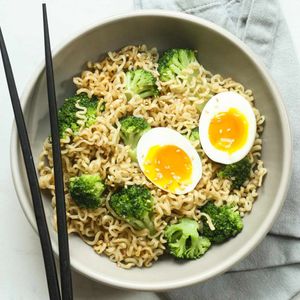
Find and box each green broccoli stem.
[142,214,156,235]
[128,215,155,235]
[124,135,139,149]
[128,219,147,231]
[139,90,157,99]
[128,148,137,162]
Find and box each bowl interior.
[12,12,291,290]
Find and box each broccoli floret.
[201,202,243,244]
[69,174,105,209]
[187,127,200,142]
[119,116,150,161]
[109,185,155,234]
[165,218,211,259]
[158,49,198,82]
[58,93,99,138]
[126,69,159,98]
[217,157,252,190]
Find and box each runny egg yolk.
[143,145,192,193]
[208,108,249,153]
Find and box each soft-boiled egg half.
[137,127,202,195]
[199,91,256,164]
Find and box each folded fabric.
[160,265,300,300]
[135,0,300,299]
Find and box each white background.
[0,0,299,299]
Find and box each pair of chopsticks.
[0,4,73,300]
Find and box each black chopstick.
[42,4,73,300]
[0,28,61,300]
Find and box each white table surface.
[0,0,299,299]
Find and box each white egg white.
[137,127,202,195]
[199,91,257,164]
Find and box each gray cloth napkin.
[135,0,300,299]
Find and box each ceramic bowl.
[11,10,292,291]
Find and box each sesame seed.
[164,181,173,189]
[173,175,181,181]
